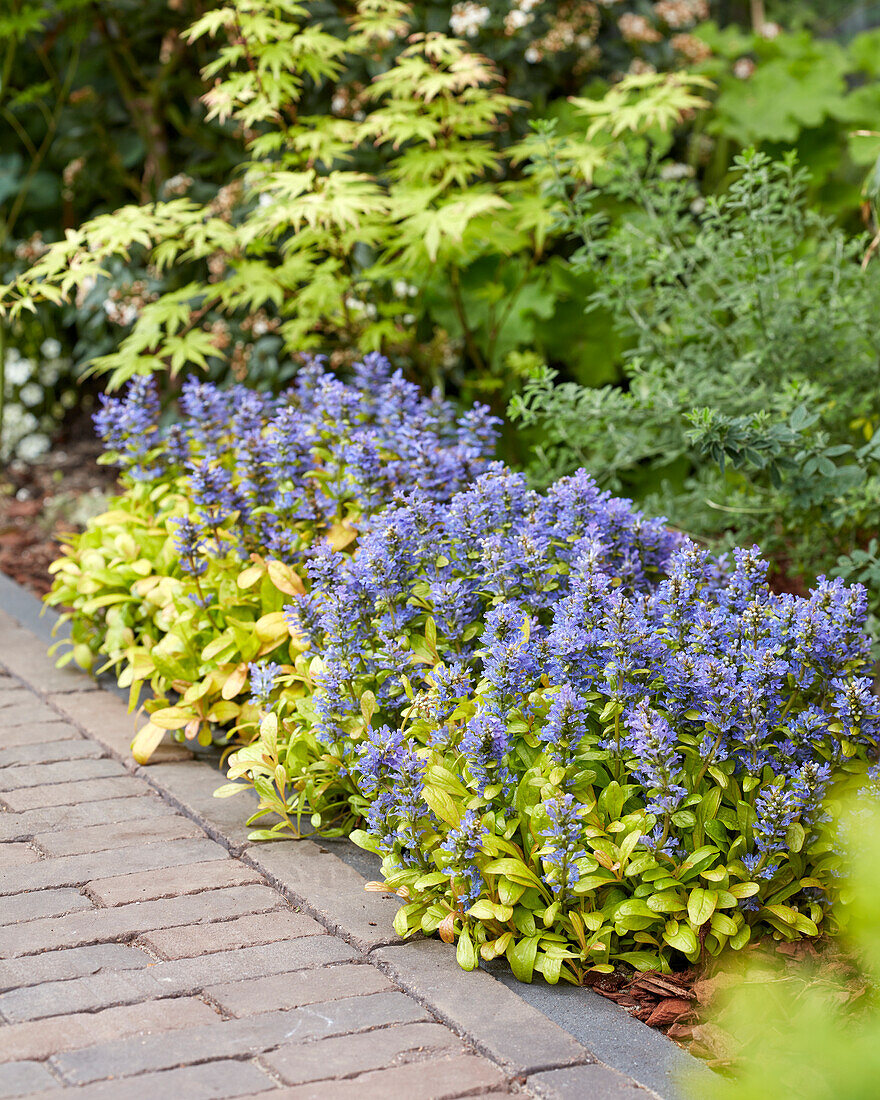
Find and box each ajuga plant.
[0,0,709,402]
[46,354,497,761]
[350,547,877,979]
[510,148,880,625]
[223,463,680,833]
[224,460,879,978]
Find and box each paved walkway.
[0,602,670,1100]
[0,670,527,1099]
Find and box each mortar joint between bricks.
[2,663,396,960]
[129,764,253,855]
[196,989,235,1021]
[520,1057,598,1076]
[363,937,407,953]
[6,679,123,765]
[250,1054,288,1088]
[43,1061,71,1088]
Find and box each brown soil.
[588,936,867,1071]
[0,417,118,596]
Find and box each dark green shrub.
[510,148,880,617]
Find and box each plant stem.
[449,267,486,374]
[692,730,723,789]
[0,318,6,462]
[487,255,537,370]
[2,32,83,246]
[92,3,169,198]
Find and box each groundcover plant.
[46,354,497,760]
[222,462,880,978]
[348,546,878,978]
[222,464,681,832]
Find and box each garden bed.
[0,571,706,1099]
[19,362,877,1090]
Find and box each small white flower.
[393,280,419,299]
[18,383,43,408]
[3,406,37,433]
[4,357,31,387]
[660,162,694,181]
[505,9,531,31]
[525,45,541,63]
[102,300,138,326]
[40,338,62,359]
[39,362,61,386]
[164,173,192,196]
[450,1,490,38]
[734,57,756,79]
[16,434,50,463]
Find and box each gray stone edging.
[0,567,711,1100]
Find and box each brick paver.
[86,857,263,905]
[0,887,94,925]
[0,720,81,749]
[32,812,205,857]
[0,672,528,1099]
[0,794,174,841]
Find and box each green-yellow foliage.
[47,479,306,763]
[695,798,880,1100]
[0,0,709,388]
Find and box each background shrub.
[1,0,709,430]
[1,328,77,463]
[510,149,880,633]
[7,1,879,417]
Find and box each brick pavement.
[0,648,665,1099]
